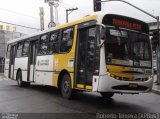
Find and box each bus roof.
[7,12,100,44]
[7,12,149,44]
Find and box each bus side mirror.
[101,27,106,40]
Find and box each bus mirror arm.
[99,27,106,48]
[100,27,106,40]
[99,40,106,48]
[97,23,106,40]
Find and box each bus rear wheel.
[100,92,114,98]
[61,75,73,99]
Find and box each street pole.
[157,16,160,84]
[100,0,157,19]
[54,3,59,25]
[66,8,78,23]
[99,0,160,84]
[50,3,54,23]
[66,10,68,23]
[45,0,60,27]
[39,7,44,31]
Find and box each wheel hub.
[63,80,70,93]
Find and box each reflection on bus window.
[6,45,11,58]
[105,28,151,68]
[16,42,23,57]
[60,27,74,52]
[49,31,60,54]
[22,41,29,57]
[39,34,49,55]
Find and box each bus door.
[27,40,37,82]
[9,45,16,79]
[75,24,97,88]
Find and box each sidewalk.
[152,75,160,95]
[0,73,8,81]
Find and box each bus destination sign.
[112,18,142,31]
[102,14,149,34]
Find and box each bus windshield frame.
[104,26,152,68]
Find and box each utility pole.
[54,3,59,25]
[66,8,78,23]
[39,7,44,31]
[156,16,160,84]
[50,3,54,24]
[45,0,59,27]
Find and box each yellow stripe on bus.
[76,84,84,89]
[86,85,92,90]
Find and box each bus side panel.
[14,57,28,81]
[4,58,9,78]
[52,25,77,88]
[53,54,74,87]
[35,55,53,85]
[11,65,14,79]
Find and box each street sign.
[48,22,56,28]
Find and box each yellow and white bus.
[4,13,153,99]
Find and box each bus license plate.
[129,83,138,88]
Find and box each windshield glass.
[105,27,152,68]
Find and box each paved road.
[0,79,160,119]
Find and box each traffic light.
[151,30,159,51]
[93,0,101,12]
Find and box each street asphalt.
[0,74,160,119]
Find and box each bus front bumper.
[93,75,153,94]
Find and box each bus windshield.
[105,28,152,68]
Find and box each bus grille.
[110,74,148,82]
[112,85,148,91]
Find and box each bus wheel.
[16,71,28,87]
[100,92,114,98]
[61,75,73,99]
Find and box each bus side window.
[39,34,49,55]
[22,41,29,57]
[49,31,60,54]
[6,44,11,59]
[16,42,23,57]
[60,27,74,53]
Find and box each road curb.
[152,88,160,95]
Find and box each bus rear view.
[95,14,153,98]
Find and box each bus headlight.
[148,75,153,80]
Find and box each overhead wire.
[0,0,90,30]
[60,2,90,15]
[0,20,40,30]
[0,7,40,30]
[0,7,38,20]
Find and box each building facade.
[0,30,25,72]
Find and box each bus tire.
[61,75,73,99]
[100,92,114,98]
[16,71,28,87]
[25,82,31,87]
